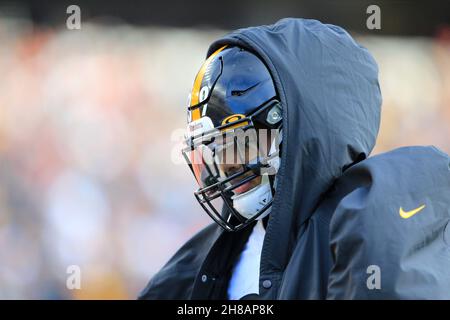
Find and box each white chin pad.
[231,176,272,219]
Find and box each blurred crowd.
[0,18,449,299]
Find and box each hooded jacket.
[139,18,450,299]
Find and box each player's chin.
[233,177,261,195]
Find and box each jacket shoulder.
[332,145,450,220]
[327,146,450,299]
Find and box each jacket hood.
[207,18,382,272]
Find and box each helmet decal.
[221,114,245,125]
[220,114,248,131]
[199,86,209,103]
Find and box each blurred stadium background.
[0,0,449,299]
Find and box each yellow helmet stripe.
[190,45,227,121]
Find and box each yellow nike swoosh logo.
[399,204,426,219]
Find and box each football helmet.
[182,46,282,231]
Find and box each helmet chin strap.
[231,175,273,220]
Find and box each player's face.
[218,128,272,195]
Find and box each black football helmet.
[182,46,282,232]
